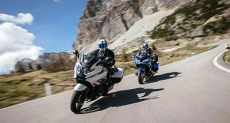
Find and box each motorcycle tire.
[70,91,85,114]
[138,72,144,84]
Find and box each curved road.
[0,44,230,123]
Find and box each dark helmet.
[143,42,149,49]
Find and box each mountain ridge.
[75,0,191,50]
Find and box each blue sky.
[0,0,87,74]
[0,0,87,52]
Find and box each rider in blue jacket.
[137,42,159,72]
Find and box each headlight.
[76,64,82,74]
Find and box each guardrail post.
[44,82,52,96]
[226,44,230,50]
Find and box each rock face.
[75,0,191,50]
[15,52,76,73]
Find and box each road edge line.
[213,50,230,73]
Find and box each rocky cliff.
[75,0,191,50]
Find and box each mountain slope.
[75,0,230,52]
[151,0,230,40]
[75,0,191,50]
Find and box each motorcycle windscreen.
[85,64,108,86]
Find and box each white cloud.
[0,20,42,74]
[0,46,42,74]
[0,13,33,25]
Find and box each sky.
[0,0,87,74]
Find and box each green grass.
[223,51,230,64]
[0,70,74,108]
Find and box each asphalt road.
[0,44,230,123]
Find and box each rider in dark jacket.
[86,39,116,95]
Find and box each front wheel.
[70,91,85,114]
[138,72,144,84]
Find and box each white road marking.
[213,50,230,73]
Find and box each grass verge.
[0,70,74,108]
[223,51,230,64]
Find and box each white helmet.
[98,39,108,50]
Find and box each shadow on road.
[145,72,181,84]
[80,87,164,114]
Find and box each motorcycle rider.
[85,39,116,95]
[87,39,115,69]
[137,41,159,72]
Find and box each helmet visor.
[98,42,107,49]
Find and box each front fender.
[138,66,145,75]
[74,83,87,91]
